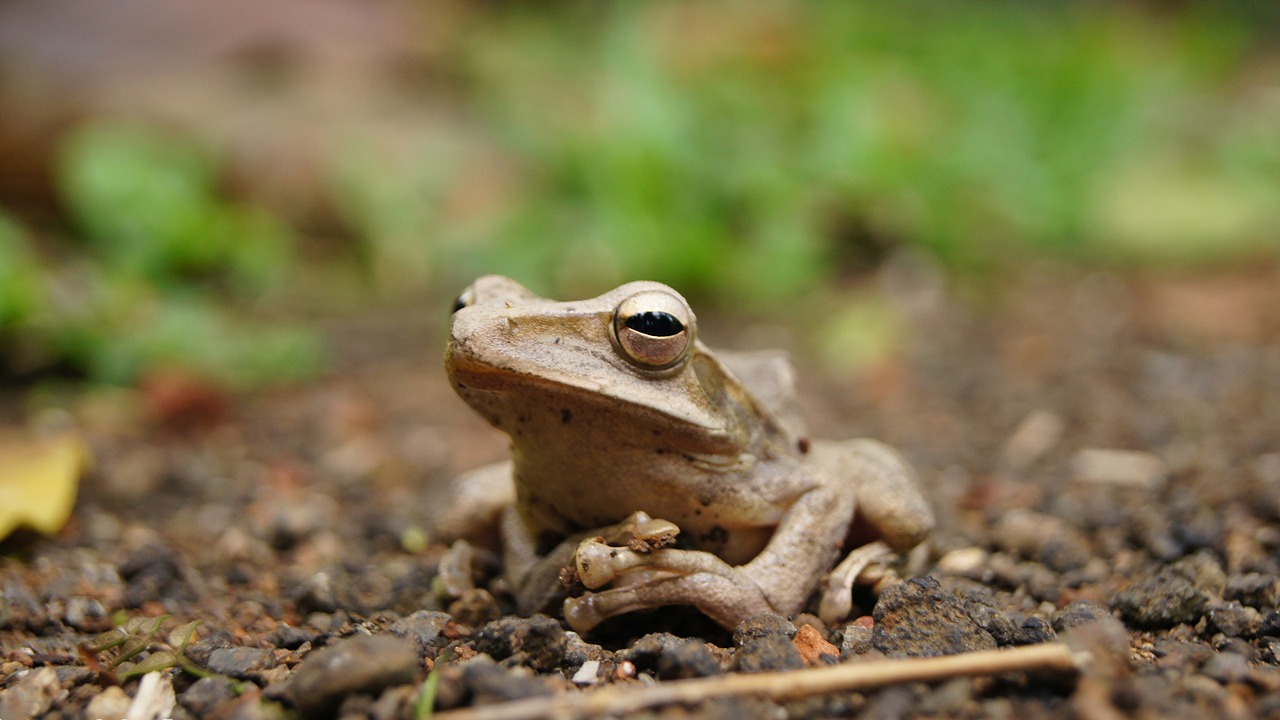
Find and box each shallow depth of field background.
[0,0,1277,389]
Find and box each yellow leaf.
[0,432,89,539]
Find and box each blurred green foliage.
[343,0,1279,304]
[0,126,322,385]
[3,1,1279,385]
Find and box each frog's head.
[445,276,749,447]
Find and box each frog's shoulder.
[697,348,808,451]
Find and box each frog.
[442,275,933,632]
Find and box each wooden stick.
[432,643,1087,720]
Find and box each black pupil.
[451,295,468,314]
[625,311,684,337]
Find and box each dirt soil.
[4,265,1280,719]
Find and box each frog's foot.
[566,544,773,631]
[817,540,895,625]
[563,571,770,633]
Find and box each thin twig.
[433,642,1087,720]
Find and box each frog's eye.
[613,290,693,370]
[451,288,475,314]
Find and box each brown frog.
[443,275,933,631]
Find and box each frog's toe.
[575,540,623,587]
[563,594,607,633]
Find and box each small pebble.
[571,659,601,685]
[792,624,839,665]
[623,633,721,679]
[470,616,566,671]
[999,410,1064,472]
[179,675,239,717]
[1202,652,1251,684]
[840,618,874,659]
[872,577,997,657]
[1206,601,1261,638]
[1225,573,1280,609]
[202,646,278,681]
[460,657,553,705]
[733,613,797,645]
[0,667,61,719]
[288,634,419,716]
[388,610,453,658]
[1112,571,1210,629]
[734,632,805,673]
[85,686,132,720]
[1071,448,1168,490]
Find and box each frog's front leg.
[565,474,855,631]
[503,508,680,616]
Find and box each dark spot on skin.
[561,408,572,424]
[682,454,696,463]
[698,495,712,507]
[456,382,467,389]
[555,337,562,344]
[652,429,661,436]
[798,437,811,454]
[518,414,529,423]
[655,448,666,455]
[694,508,702,516]
[702,526,728,545]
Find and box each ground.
[3,264,1280,719]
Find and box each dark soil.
[4,265,1280,719]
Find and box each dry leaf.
[0,431,90,539]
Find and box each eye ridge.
[624,311,685,337]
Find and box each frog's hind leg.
[817,540,894,625]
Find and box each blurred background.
[0,0,1277,390]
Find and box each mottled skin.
[444,276,933,631]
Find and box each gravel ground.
[3,266,1280,719]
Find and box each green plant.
[82,615,209,679]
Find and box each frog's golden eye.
[451,287,475,314]
[613,290,693,370]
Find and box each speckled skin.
[444,276,934,631]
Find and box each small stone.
[388,610,453,658]
[1260,611,1280,637]
[179,675,239,717]
[735,632,805,673]
[85,686,132,720]
[840,618,874,658]
[203,646,279,681]
[873,577,997,657]
[119,541,187,607]
[954,587,1019,646]
[470,616,566,672]
[1207,601,1261,638]
[1225,573,1280,609]
[623,633,721,679]
[288,635,419,716]
[1052,600,1116,633]
[460,657,553,705]
[266,624,321,650]
[936,547,989,576]
[571,659,601,685]
[733,613,797,646]
[447,588,502,628]
[999,410,1064,472]
[1202,652,1251,684]
[0,667,62,719]
[991,509,1091,572]
[793,624,839,665]
[1071,448,1167,490]
[1170,551,1227,595]
[1112,571,1210,629]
